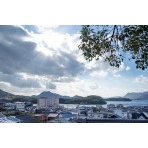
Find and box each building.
[107,104,116,109]
[138,112,148,120]
[116,104,124,108]
[16,114,38,123]
[15,102,25,111]
[34,114,47,122]
[58,111,76,123]
[4,103,16,110]
[38,97,59,108]
[0,113,21,123]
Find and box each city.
[0,25,148,123]
[0,91,148,123]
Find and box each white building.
[15,102,25,111]
[4,103,16,110]
[107,104,116,109]
[38,97,59,108]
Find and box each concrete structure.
[107,104,116,109]
[38,97,59,108]
[4,103,16,110]
[15,102,25,111]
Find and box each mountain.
[60,95,107,105]
[0,89,16,99]
[0,89,31,102]
[32,91,71,99]
[72,95,83,99]
[0,89,71,101]
[124,91,148,100]
[136,91,148,100]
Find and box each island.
[105,97,132,101]
[59,95,107,105]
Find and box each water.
[106,100,148,107]
[60,99,148,109]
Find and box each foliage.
[91,106,99,113]
[0,106,7,111]
[59,95,106,105]
[4,110,22,116]
[106,97,132,101]
[78,25,148,70]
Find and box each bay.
[60,99,148,109]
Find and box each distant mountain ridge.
[0,89,148,101]
[0,89,16,99]
[124,91,148,100]
[32,91,71,99]
[0,89,30,101]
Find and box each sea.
[60,99,148,109]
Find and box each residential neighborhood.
[0,96,148,123]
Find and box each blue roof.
[59,112,75,118]
[16,114,38,123]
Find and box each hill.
[0,89,17,100]
[0,89,32,102]
[124,91,148,100]
[32,91,71,99]
[59,95,107,105]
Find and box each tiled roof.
[16,114,38,123]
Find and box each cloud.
[0,25,86,91]
[90,70,108,77]
[0,26,85,80]
[89,83,99,89]
[45,83,56,89]
[52,76,76,83]
[113,74,121,78]
[134,75,148,84]
[1,25,146,97]
[126,66,130,71]
[0,72,41,88]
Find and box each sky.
[0,25,148,98]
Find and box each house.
[15,102,25,111]
[16,114,38,123]
[108,114,121,119]
[4,103,16,110]
[0,113,21,123]
[25,106,35,112]
[59,111,74,118]
[107,104,116,109]
[77,106,93,117]
[58,111,76,123]
[96,105,103,110]
[0,100,6,107]
[6,116,21,123]
[131,112,140,119]
[47,113,58,121]
[116,104,124,108]
[138,112,148,120]
[113,109,123,118]
[34,114,47,122]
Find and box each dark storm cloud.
[0,25,37,74]
[57,51,84,77]
[0,25,85,87]
[0,72,41,88]
[45,82,56,89]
